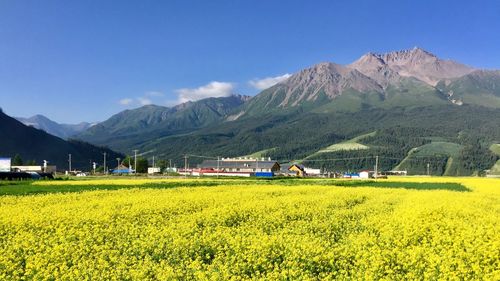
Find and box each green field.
[306,132,375,159]
[0,178,469,196]
[395,142,462,175]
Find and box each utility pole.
[374,155,379,179]
[184,155,188,179]
[92,162,96,174]
[116,158,121,169]
[103,152,107,175]
[133,150,138,174]
[68,154,72,174]
[168,159,172,177]
[217,156,220,178]
[152,155,155,168]
[427,162,430,176]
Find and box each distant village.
[0,155,408,180]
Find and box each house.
[304,167,321,176]
[278,167,299,177]
[343,173,360,179]
[148,167,161,174]
[197,158,280,177]
[288,164,306,177]
[381,170,407,176]
[111,165,134,174]
[359,170,374,179]
[12,165,57,173]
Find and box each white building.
[359,170,374,179]
[148,167,161,174]
[12,165,56,173]
[304,167,321,176]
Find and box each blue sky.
[1,0,499,123]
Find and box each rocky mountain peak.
[379,47,437,64]
[350,47,474,86]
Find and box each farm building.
[196,158,280,177]
[359,170,375,179]
[148,167,161,174]
[111,165,134,174]
[279,164,322,177]
[287,164,306,177]
[304,167,321,176]
[12,165,57,173]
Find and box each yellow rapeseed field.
[0,177,499,280]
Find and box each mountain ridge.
[71,47,500,175]
[15,114,94,139]
[77,94,250,151]
[1,110,121,170]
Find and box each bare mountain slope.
[350,47,475,86]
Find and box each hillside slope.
[15,115,93,139]
[78,95,249,150]
[74,48,500,175]
[0,110,121,170]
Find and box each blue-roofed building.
[111,165,134,174]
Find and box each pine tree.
[12,154,23,166]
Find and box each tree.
[121,156,132,168]
[12,154,23,166]
[121,155,148,173]
[156,159,168,171]
[136,157,148,173]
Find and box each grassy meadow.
[0,177,498,279]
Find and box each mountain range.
[15,115,94,139]
[5,47,500,175]
[0,109,122,170]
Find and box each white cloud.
[249,73,291,90]
[119,98,133,105]
[175,81,234,103]
[118,91,163,107]
[137,97,153,105]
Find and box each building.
[0,157,11,172]
[12,165,57,173]
[197,158,280,177]
[148,167,161,174]
[343,173,360,179]
[359,170,374,179]
[278,164,321,177]
[288,164,306,177]
[381,170,408,176]
[304,167,321,176]
[111,165,134,174]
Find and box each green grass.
[0,177,470,196]
[395,142,462,175]
[490,144,500,156]
[327,180,469,192]
[0,181,220,196]
[411,142,461,157]
[305,131,375,160]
